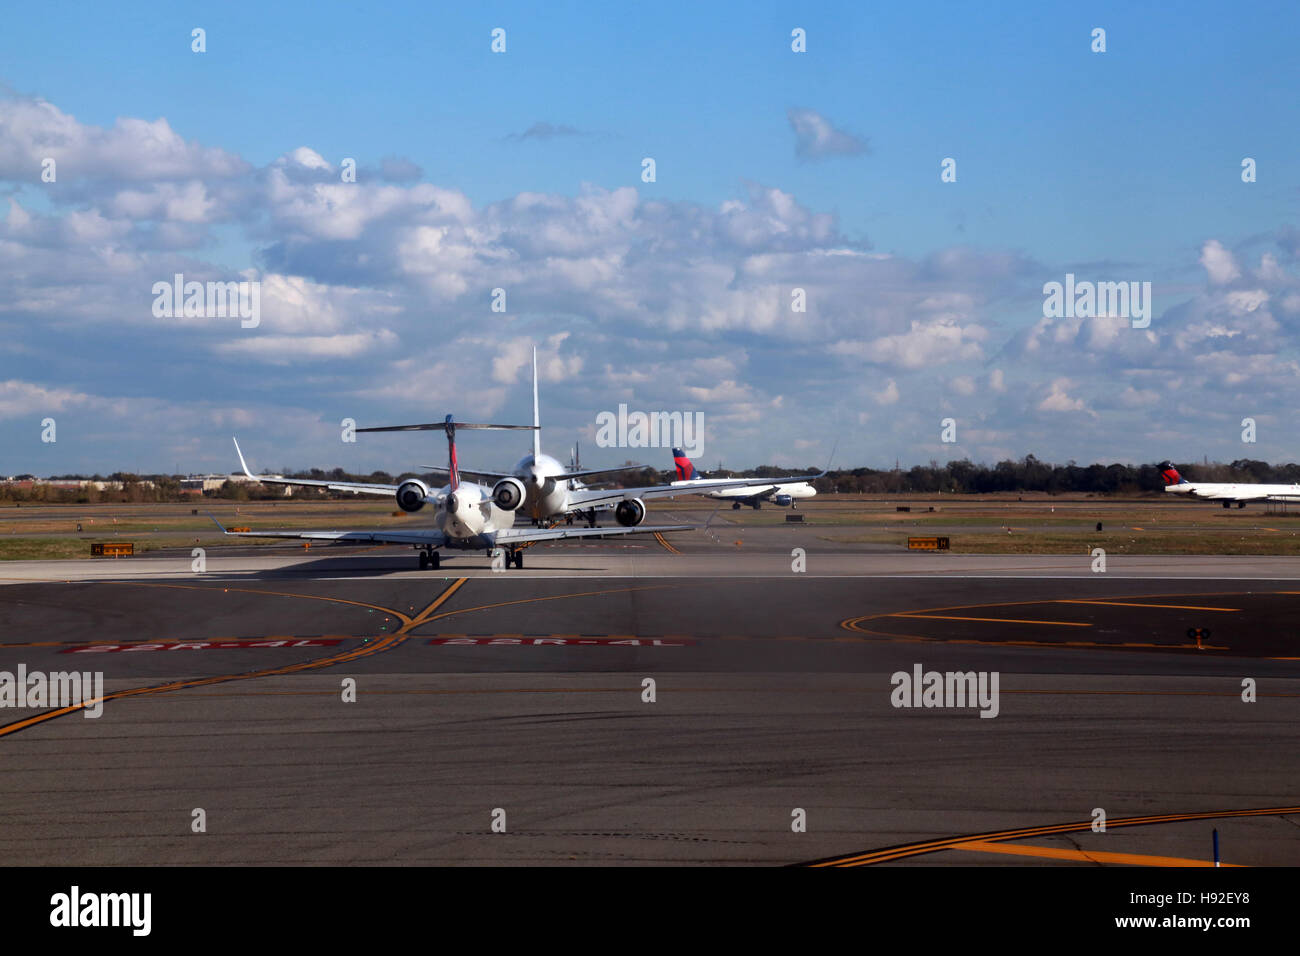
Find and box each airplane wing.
[233,438,405,496]
[207,513,688,547]
[494,524,691,544]
[561,465,647,481]
[1195,490,1270,501]
[207,513,448,546]
[566,473,820,510]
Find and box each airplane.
[216,416,696,570]
[669,448,819,509]
[418,348,824,526]
[1159,461,1300,508]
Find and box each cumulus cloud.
[1200,239,1241,285]
[833,317,987,369]
[0,96,248,182]
[1037,378,1091,414]
[0,380,95,419]
[7,93,1300,472]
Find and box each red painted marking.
[427,637,693,647]
[62,639,343,654]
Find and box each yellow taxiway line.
[806,806,1300,867]
[956,840,1242,866]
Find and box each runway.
[1,530,1297,865]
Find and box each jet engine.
[492,476,527,511]
[774,494,793,507]
[615,498,646,527]
[395,479,431,513]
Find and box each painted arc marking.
[889,613,1092,627]
[955,841,1242,867]
[1056,599,1240,611]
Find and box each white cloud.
[0,380,94,419]
[787,108,869,159]
[213,330,398,364]
[1200,239,1241,285]
[873,379,900,405]
[834,317,986,369]
[0,96,248,182]
[1037,379,1090,414]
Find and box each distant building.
[177,474,291,495]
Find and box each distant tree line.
[4,456,1298,503]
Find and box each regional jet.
[419,348,824,526]
[1159,461,1300,508]
[217,417,693,569]
[668,448,819,509]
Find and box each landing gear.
[1223,501,1231,509]
[417,548,440,570]
[495,547,525,569]
[1237,502,1246,509]
[585,509,598,528]
[732,502,741,510]
[751,502,761,510]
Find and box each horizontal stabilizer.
[420,464,516,479]
[359,422,537,433]
[563,464,646,481]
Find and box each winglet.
[819,439,839,478]
[205,512,230,534]
[232,437,257,479]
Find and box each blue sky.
[2,1,1299,474]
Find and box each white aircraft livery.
[218,416,695,569]
[670,448,818,509]
[1159,461,1300,509]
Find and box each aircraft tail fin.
[446,416,461,490]
[1158,461,1188,486]
[532,346,542,460]
[672,447,699,481]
